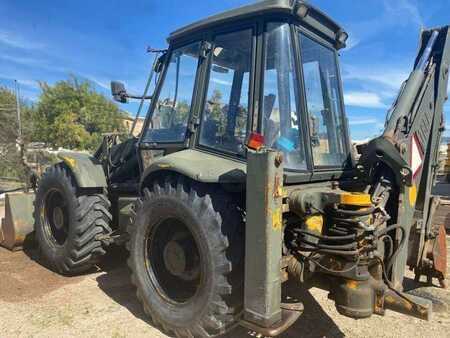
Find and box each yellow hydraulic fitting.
[340,192,372,207]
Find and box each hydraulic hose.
[331,206,375,217]
[293,228,358,241]
[371,224,407,278]
[299,238,357,250]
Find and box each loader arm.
[359,26,450,287]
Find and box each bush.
[33,77,126,151]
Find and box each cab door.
[138,41,203,169]
[196,27,256,159]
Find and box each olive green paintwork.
[58,151,107,188]
[168,0,347,49]
[140,149,246,186]
[244,149,284,327]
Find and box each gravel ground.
[0,202,449,338]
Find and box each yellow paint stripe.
[409,184,417,207]
[61,156,76,170]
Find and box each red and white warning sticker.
[410,133,424,179]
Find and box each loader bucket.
[0,192,35,251]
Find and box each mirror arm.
[147,47,167,54]
[126,94,153,100]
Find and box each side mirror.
[111,81,128,103]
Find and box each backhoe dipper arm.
[358,27,450,287]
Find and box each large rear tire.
[34,163,112,275]
[127,175,244,337]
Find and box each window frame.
[194,22,257,160]
[258,19,312,173]
[138,40,203,149]
[295,24,352,171]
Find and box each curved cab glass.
[262,23,348,170]
[299,33,347,167]
[262,22,307,170]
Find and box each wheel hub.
[146,218,202,303]
[163,241,186,276]
[43,189,68,246]
[52,207,65,230]
[163,238,200,281]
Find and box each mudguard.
[140,149,246,188]
[58,151,107,188]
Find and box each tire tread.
[34,163,112,275]
[127,175,244,337]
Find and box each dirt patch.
[0,200,85,303]
[0,245,85,303]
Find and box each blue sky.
[1,0,449,140]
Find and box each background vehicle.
[2,1,448,337]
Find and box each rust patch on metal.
[374,291,385,315]
[432,224,447,276]
[346,280,358,290]
[273,174,283,199]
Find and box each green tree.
[208,89,226,134]
[0,86,34,179]
[33,77,126,150]
[175,100,190,125]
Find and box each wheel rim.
[42,188,69,246]
[145,217,202,304]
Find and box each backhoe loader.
[1,1,448,337]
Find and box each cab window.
[144,42,200,143]
[299,33,347,167]
[199,29,253,155]
[262,22,306,170]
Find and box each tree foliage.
[33,78,126,150]
[207,88,247,138]
[0,86,33,179]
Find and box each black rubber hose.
[328,227,350,235]
[299,237,357,250]
[298,246,360,256]
[375,223,404,236]
[331,217,360,225]
[292,228,358,241]
[380,234,394,260]
[331,206,375,217]
[332,218,371,231]
[384,225,407,276]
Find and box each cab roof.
[168,0,347,49]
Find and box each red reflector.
[247,132,265,150]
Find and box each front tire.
[34,163,112,275]
[127,175,244,337]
